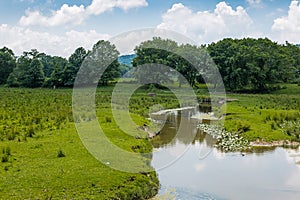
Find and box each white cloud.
[19,0,148,27]
[157,2,255,44]
[0,24,110,57]
[20,0,35,2]
[20,4,86,27]
[110,28,195,54]
[246,0,262,7]
[271,0,300,43]
[87,0,148,15]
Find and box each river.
[150,111,300,200]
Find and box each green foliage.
[0,88,73,141]
[197,124,250,152]
[280,120,300,141]
[57,148,65,158]
[133,37,213,88]
[3,41,121,88]
[133,37,177,86]
[7,49,46,88]
[0,47,16,84]
[7,50,34,87]
[38,53,55,77]
[208,38,300,92]
[119,63,133,77]
[1,146,11,163]
[105,116,112,123]
[2,37,300,91]
[63,47,87,87]
[68,47,87,70]
[76,40,120,86]
[24,58,45,88]
[47,61,64,87]
[225,85,300,141]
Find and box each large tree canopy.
[76,40,120,86]
[133,37,211,88]
[208,38,300,92]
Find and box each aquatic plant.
[280,120,300,141]
[197,123,250,152]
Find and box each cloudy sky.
[0,0,299,57]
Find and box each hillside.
[118,54,136,66]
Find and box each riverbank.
[250,140,300,148]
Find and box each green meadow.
[0,83,300,199]
[0,87,159,199]
[225,84,300,142]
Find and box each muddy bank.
[250,140,300,148]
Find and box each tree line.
[133,37,300,92]
[208,38,300,91]
[0,37,300,92]
[0,40,120,88]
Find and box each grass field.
[225,84,300,142]
[0,87,159,199]
[0,83,299,198]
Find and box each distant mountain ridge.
[118,54,136,66]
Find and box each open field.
[0,83,299,198]
[0,87,158,199]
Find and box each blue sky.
[0,0,299,57]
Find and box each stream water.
[150,111,300,200]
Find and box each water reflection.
[151,117,211,148]
[151,112,300,200]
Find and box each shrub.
[105,116,112,123]
[271,122,277,130]
[57,149,65,158]
[26,126,35,137]
[236,121,251,132]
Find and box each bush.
[236,121,251,132]
[1,155,9,163]
[280,120,300,141]
[57,149,65,158]
[105,116,112,123]
[1,146,11,163]
[271,122,277,130]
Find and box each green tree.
[38,53,55,78]
[133,37,211,88]
[76,40,120,86]
[174,44,208,88]
[63,47,87,87]
[208,38,298,92]
[23,59,45,88]
[69,47,87,70]
[133,37,178,86]
[62,63,77,87]
[49,62,63,87]
[0,47,16,84]
[7,50,35,87]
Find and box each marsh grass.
[225,84,300,142]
